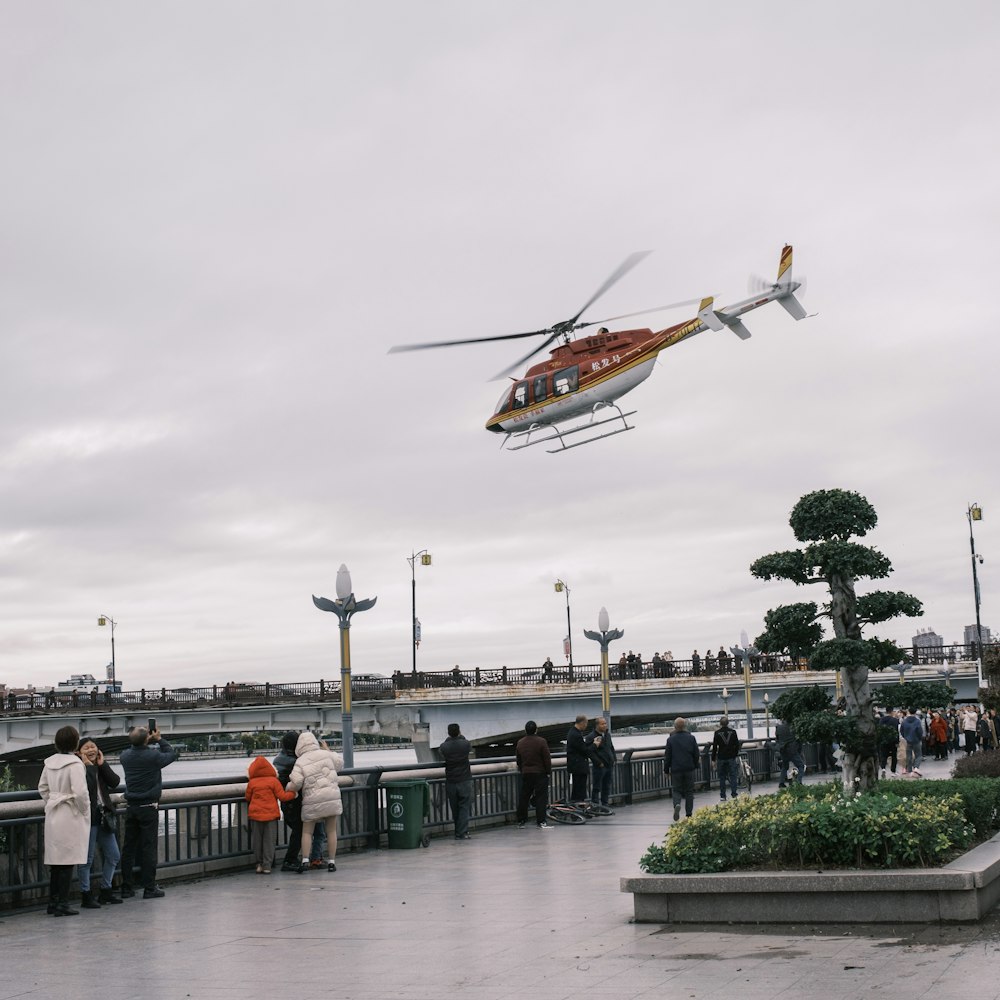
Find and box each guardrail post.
[265,682,271,700]
[622,749,635,804]
[501,665,508,683]
[365,769,383,848]
[320,679,326,701]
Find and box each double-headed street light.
[312,564,376,770]
[719,686,732,715]
[97,615,116,690]
[408,550,432,675]
[554,580,573,667]
[584,607,623,727]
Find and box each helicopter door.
[532,375,548,403]
[511,381,529,409]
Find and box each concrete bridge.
[0,661,978,762]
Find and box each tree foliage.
[872,681,953,711]
[754,603,823,658]
[788,489,878,542]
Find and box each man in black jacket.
[515,721,551,829]
[586,717,616,809]
[663,717,699,821]
[439,723,473,840]
[565,715,593,802]
[119,726,178,899]
[775,719,805,788]
[711,717,741,801]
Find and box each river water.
[108,728,763,784]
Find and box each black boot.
[99,887,123,905]
[81,890,102,909]
[53,901,79,916]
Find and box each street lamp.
[554,580,574,668]
[583,607,623,727]
[312,564,376,770]
[97,615,116,690]
[763,692,771,739]
[968,504,986,683]
[938,666,956,691]
[719,686,732,715]
[731,632,756,738]
[407,550,431,676]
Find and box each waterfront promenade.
[5,756,1000,1000]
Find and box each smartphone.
[148,718,156,733]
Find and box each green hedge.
[638,779,999,874]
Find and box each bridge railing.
[2,644,987,717]
[0,740,791,910]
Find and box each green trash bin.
[385,780,431,849]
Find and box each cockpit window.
[511,381,529,409]
[553,366,579,396]
[533,375,548,403]
[493,387,513,415]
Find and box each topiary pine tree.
[750,489,924,791]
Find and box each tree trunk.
[841,663,878,792]
[829,573,861,640]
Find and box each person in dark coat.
[439,723,473,840]
[565,715,593,802]
[663,717,700,821]
[710,717,741,802]
[76,738,123,908]
[273,731,304,871]
[515,721,551,829]
[775,719,805,787]
[586,717,616,809]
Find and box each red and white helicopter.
[390,245,809,453]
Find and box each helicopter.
[390,245,809,453]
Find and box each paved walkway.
[4,753,999,1000]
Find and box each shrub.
[952,749,1000,780]
[639,781,979,874]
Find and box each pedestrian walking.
[663,718,699,821]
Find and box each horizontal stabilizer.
[778,294,807,321]
[698,297,724,332]
[727,319,752,340]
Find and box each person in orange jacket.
[245,756,296,874]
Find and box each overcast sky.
[2,1,997,690]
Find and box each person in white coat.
[286,731,343,873]
[38,726,90,916]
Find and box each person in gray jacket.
[899,708,924,774]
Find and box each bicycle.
[546,800,587,825]
[736,752,754,795]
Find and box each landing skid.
[503,403,637,454]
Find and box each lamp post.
[97,615,116,691]
[583,607,623,727]
[968,504,985,685]
[719,686,731,716]
[312,564,376,770]
[731,633,757,738]
[554,580,574,668]
[938,667,956,692]
[895,662,912,684]
[407,550,431,676]
[763,692,771,739]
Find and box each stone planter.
[621,832,1000,923]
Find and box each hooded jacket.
[286,732,344,821]
[38,753,90,865]
[245,755,296,822]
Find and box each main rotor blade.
[565,250,652,327]
[490,332,562,381]
[576,297,704,329]
[388,328,552,354]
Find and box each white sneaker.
[538,822,551,830]
[880,769,886,778]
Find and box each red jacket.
[245,756,296,821]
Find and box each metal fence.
[0,737,842,911]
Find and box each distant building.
[912,628,944,653]
[964,624,993,648]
